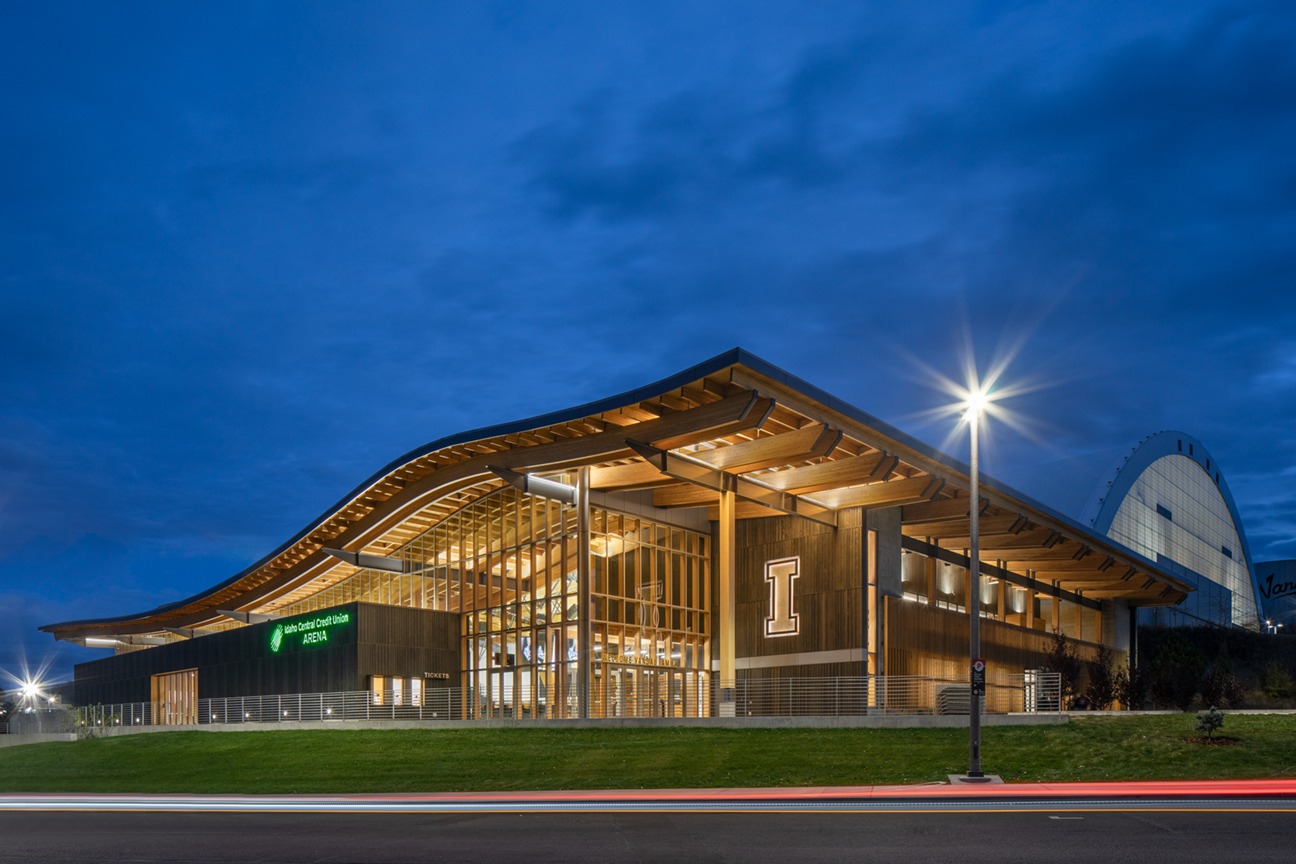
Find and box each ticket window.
[371,675,424,706]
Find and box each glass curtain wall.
[590,511,711,718]
[281,485,712,719]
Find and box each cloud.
[514,30,887,223]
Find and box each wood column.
[576,467,591,719]
[718,485,736,716]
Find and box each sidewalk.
[291,778,1296,803]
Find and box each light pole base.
[949,774,1003,785]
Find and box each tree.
[1084,644,1118,710]
[1043,630,1083,707]
[1200,647,1244,709]
[1114,664,1148,710]
[1149,630,1206,711]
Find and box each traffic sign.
[971,658,986,695]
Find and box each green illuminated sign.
[268,611,351,653]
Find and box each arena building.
[1013,432,1263,632]
[42,349,1193,720]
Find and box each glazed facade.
[275,486,713,718]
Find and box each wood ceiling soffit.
[956,529,1071,552]
[647,395,774,450]
[679,385,718,405]
[809,475,944,510]
[729,366,959,478]
[700,377,731,398]
[686,423,841,474]
[903,514,1030,540]
[659,393,692,412]
[631,440,836,526]
[620,406,660,422]
[704,501,786,520]
[1082,588,1158,600]
[600,412,638,427]
[837,439,868,458]
[1005,562,1119,575]
[239,476,501,610]
[652,483,720,508]
[754,451,896,495]
[590,460,673,491]
[991,544,1097,564]
[901,496,990,523]
[760,409,806,435]
[1041,572,1148,588]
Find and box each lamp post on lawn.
[965,389,988,779]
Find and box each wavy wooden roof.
[43,348,1190,645]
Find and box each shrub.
[1261,662,1294,700]
[1194,706,1224,739]
[1200,666,1245,709]
[1200,646,1245,708]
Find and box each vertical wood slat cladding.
[356,603,460,686]
[734,510,863,662]
[884,597,1118,680]
[74,602,461,705]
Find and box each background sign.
[268,610,352,653]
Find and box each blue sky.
[3,1,1294,682]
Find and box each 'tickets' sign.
[269,610,352,653]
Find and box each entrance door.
[150,668,198,726]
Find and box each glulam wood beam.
[809,475,945,510]
[757,451,898,495]
[629,440,837,527]
[685,423,841,473]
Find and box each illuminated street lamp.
[965,388,988,779]
[18,677,44,706]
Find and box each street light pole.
[967,399,983,778]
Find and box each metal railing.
[721,672,1060,717]
[4,708,75,735]
[74,672,1060,729]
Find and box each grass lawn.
[2,714,1294,794]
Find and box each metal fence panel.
[70,674,1060,729]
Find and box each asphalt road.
[1,800,1294,864]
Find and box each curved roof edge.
[1087,430,1260,598]
[41,348,1190,633]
